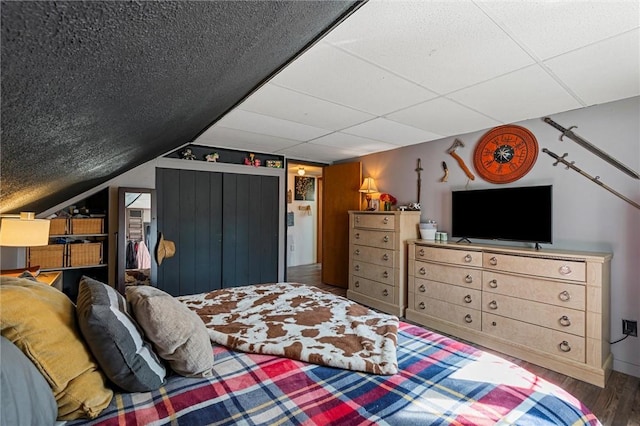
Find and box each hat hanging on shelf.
[359,177,379,211]
[297,167,306,176]
[155,232,176,265]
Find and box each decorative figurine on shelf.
[180,148,196,160]
[379,193,397,211]
[407,202,421,211]
[244,153,261,167]
[205,152,219,162]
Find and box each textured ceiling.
[0,0,362,213]
[196,0,640,163]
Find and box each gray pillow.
[76,276,166,392]
[126,285,214,377]
[1,336,58,425]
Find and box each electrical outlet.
[622,319,637,337]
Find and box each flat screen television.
[451,185,552,245]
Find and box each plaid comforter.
[69,322,600,425]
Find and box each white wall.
[354,96,640,378]
[286,172,318,267]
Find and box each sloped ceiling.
[197,0,640,162]
[0,0,362,214]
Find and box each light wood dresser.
[406,240,612,387]
[347,211,420,317]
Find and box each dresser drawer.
[411,294,481,331]
[414,260,481,290]
[482,271,585,310]
[351,260,396,286]
[351,244,395,268]
[352,229,396,249]
[415,245,482,267]
[483,313,585,363]
[482,292,585,336]
[353,213,396,230]
[414,277,481,310]
[350,276,395,304]
[483,253,586,282]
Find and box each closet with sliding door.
[155,166,282,297]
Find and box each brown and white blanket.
[178,283,399,375]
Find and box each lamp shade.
[359,177,378,194]
[0,213,50,247]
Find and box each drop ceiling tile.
[238,83,375,130]
[270,43,438,116]
[386,97,501,136]
[448,65,582,124]
[311,132,397,154]
[477,1,640,60]
[342,117,443,145]
[544,30,640,106]
[277,142,360,162]
[196,126,300,153]
[322,0,535,94]
[214,109,331,141]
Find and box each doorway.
[117,187,154,293]
[286,161,323,277]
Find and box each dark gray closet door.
[156,168,278,296]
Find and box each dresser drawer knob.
[491,321,497,326]
[464,254,472,263]
[382,289,389,297]
[418,284,426,292]
[382,254,389,261]
[489,279,498,288]
[488,300,498,310]
[489,256,498,266]
[464,314,473,324]
[559,341,572,352]
[355,216,360,223]
[354,249,360,256]
[354,264,360,271]
[419,267,426,275]
[559,290,571,301]
[464,295,472,303]
[419,248,425,256]
[382,271,389,278]
[383,217,389,224]
[355,233,360,239]
[559,265,572,275]
[464,274,473,283]
[383,235,389,243]
[355,281,360,288]
[559,315,571,327]
[418,302,425,310]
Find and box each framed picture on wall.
[294,176,315,201]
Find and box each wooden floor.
[287,263,640,426]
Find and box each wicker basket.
[68,242,103,267]
[48,218,68,235]
[27,245,65,269]
[70,218,104,234]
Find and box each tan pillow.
[126,286,214,377]
[0,277,113,420]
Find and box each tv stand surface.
[406,239,613,387]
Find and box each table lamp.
[0,212,50,270]
[359,177,378,211]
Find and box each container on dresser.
[347,210,420,317]
[406,239,612,387]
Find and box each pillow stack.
[0,277,113,420]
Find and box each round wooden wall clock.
[473,124,539,184]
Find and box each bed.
[0,278,600,426]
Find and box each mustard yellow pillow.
[0,277,113,420]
